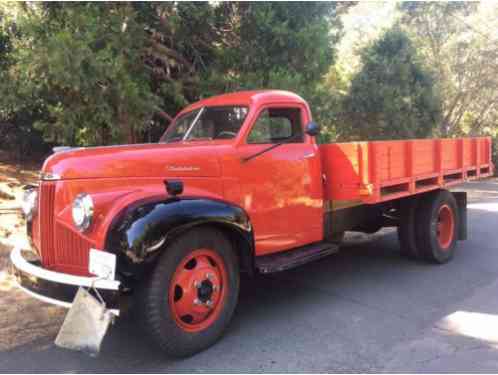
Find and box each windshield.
[160,106,248,143]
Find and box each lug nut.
[212,285,218,291]
[194,298,201,305]
[205,300,213,307]
[194,281,201,289]
[206,273,214,280]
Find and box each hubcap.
[168,249,227,332]
[436,204,455,250]
[197,279,214,303]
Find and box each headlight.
[72,193,94,232]
[22,188,38,218]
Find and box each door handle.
[303,152,315,159]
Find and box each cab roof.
[179,90,307,115]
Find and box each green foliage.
[11,3,159,145]
[1,2,349,148]
[313,64,350,143]
[1,6,49,160]
[341,26,442,141]
[201,3,347,105]
[398,2,498,139]
[226,3,337,85]
[3,0,494,165]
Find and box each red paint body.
[321,137,493,204]
[32,90,494,275]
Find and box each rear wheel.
[398,197,422,259]
[330,231,345,244]
[138,227,239,357]
[415,190,458,263]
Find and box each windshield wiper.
[242,134,302,163]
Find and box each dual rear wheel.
[398,190,459,263]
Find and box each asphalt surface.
[1,179,498,372]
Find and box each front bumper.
[10,246,121,315]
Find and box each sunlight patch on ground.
[440,311,498,345]
[0,270,15,292]
[468,202,498,213]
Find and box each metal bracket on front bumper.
[9,246,121,315]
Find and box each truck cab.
[10,90,491,357]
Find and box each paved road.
[1,179,498,372]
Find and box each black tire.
[398,196,423,259]
[137,226,239,357]
[415,190,459,264]
[330,231,345,244]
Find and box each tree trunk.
[118,105,135,144]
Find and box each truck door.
[236,105,323,255]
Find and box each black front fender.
[105,197,254,282]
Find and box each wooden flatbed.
[320,137,493,206]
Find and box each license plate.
[88,249,116,280]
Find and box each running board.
[255,242,339,274]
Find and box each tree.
[2,2,351,147]
[198,2,353,108]
[341,26,441,141]
[399,2,498,137]
[1,4,51,161]
[4,3,159,146]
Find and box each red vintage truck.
[10,90,493,357]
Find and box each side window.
[247,108,303,144]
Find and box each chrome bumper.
[10,246,121,315]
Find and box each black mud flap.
[453,191,467,241]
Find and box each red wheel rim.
[168,249,227,332]
[437,204,455,250]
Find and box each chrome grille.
[38,182,56,266]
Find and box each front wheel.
[137,227,239,357]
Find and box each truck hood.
[42,143,224,180]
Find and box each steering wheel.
[216,131,237,139]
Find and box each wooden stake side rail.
[320,137,494,205]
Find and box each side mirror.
[305,122,320,137]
